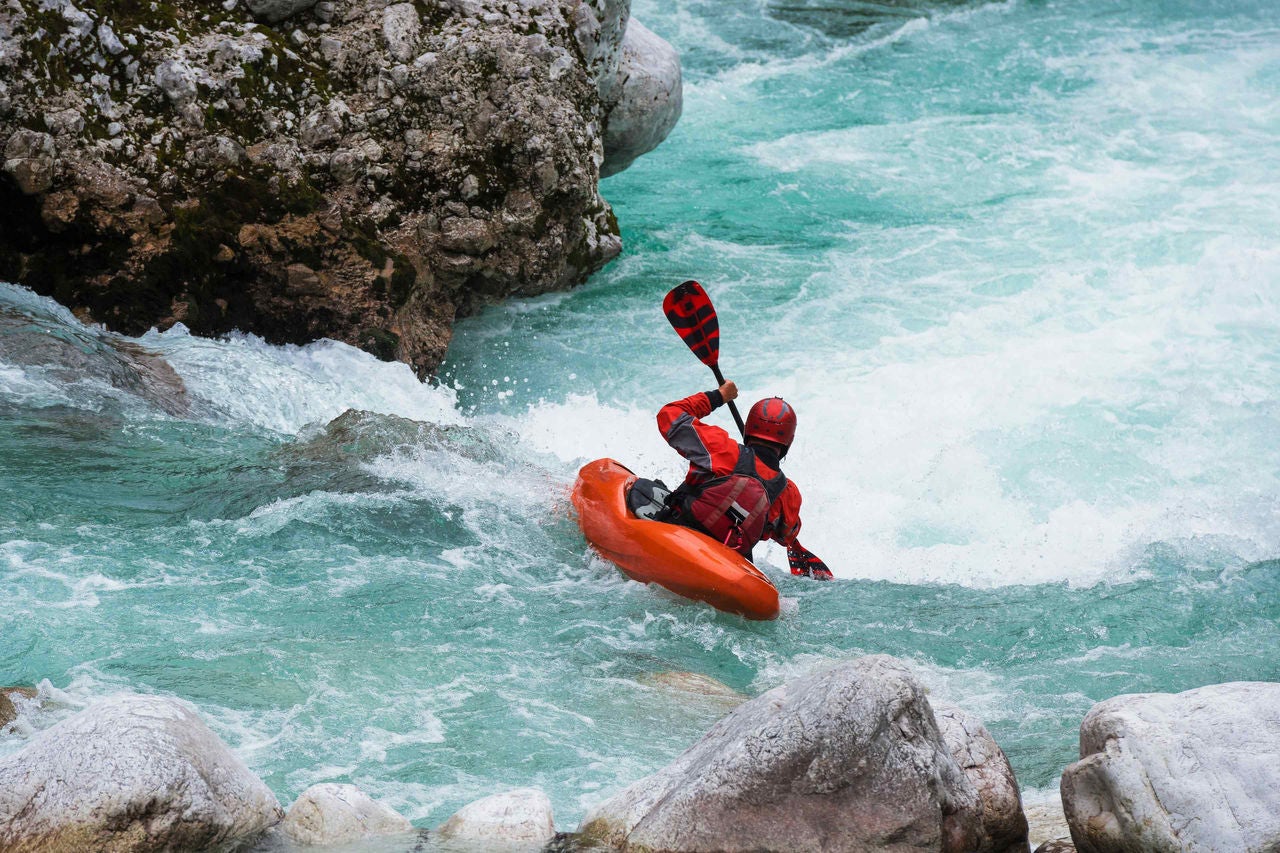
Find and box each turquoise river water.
[3,0,1280,844]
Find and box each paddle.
[663,280,834,580]
[662,280,746,435]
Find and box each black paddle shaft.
[710,363,746,438]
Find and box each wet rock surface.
[0,0,679,375]
[282,783,413,845]
[0,693,283,851]
[0,687,37,730]
[934,702,1031,853]
[1061,681,1280,853]
[578,655,994,853]
[1033,840,1077,853]
[435,788,557,845]
[0,289,189,416]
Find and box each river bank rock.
[579,655,1015,853]
[0,693,283,851]
[0,0,680,376]
[934,703,1031,853]
[282,783,413,845]
[1061,681,1280,852]
[435,788,556,845]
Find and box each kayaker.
[655,381,833,579]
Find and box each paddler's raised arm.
[656,381,740,476]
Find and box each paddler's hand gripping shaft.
[663,280,833,581]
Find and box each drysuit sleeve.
[656,391,741,477]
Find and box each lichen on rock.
[0,0,680,375]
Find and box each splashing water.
[4,0,1280,844]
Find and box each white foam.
[144,325,462,435]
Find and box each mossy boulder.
[0,0,677,374]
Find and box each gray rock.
[1024,796,1070,851]
[934,702,1031,853]
[600,18,682,177]
[298,103,347,149]
[0,693,283,851]
[3,129,55,194]
[439,216,495,255]
[244,0,320,23]
[435,788,556,845]
[578,655,985,853]
[1061,681,1280,853]
[153,59,198,104]
[283,783,413,846]
[572,0,629,105]
[1034,840,1076,853]
[570,0,681,178]
[0,299,190,416]
[382,3,422,64]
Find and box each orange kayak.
[571,458,781,620]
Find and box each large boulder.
[0,693,283,851]
[282,783,413,846]
[243,0,321,23]
[600,18,682,177]
[0,0,681,377]
[1061,681,1280,852]
[568,0,681,177]
[934,702,1031,853]
[434,788,557,845]
[578,655,991,853]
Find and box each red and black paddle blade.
[788,543,834,580]
[663,280,721,368]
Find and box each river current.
[3,0,1280,842]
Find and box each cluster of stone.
[6,665,1274,851]
[0,0,680,375]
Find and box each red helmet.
[745,397,796,449]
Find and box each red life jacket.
[685,447,788,556]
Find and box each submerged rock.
[637,671,746,708]
[434,788,556,845]
[0,289,189,416]
[0,693,283,851]
[0,0,680,376]
[283,783,413,846]
[1061,681,1280,852]
[0,686,38,729]
[579,655,999,853]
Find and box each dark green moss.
[346,216,389,269]
[388,255,416,307]
[356,326,400,361]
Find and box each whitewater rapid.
[4,0,1280,839]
